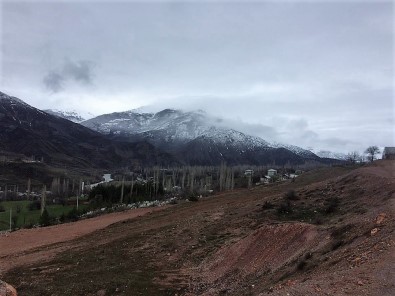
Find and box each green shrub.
[188,194,199,202]
[331,240,343,250]
[277,201,292,214]
[11,214,18,230]
[284,190,299,201]
[324,197,340,214]
[65,207,80,222]
[28,200,41,211]
[39,208,51,227]
[297,260,307,270]
[262,201,274,210]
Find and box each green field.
[0,200,86,231]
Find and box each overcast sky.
[0,0,393,154]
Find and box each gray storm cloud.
[43,59,95,93]
[2,1,393,153]
[43,71,64,93]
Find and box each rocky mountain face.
[0,91,176,169]
[0,91,343,167]
[82,109,324,166]
[43,109,88,123]
[315,150,347,160]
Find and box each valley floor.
[1,161,394,295]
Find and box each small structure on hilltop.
[267,169,277,177]
[244,169,254,176]
[260,176,271,184]
[382,147,395,160]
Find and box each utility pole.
[41,185,46,215]
[27,178,31,200]
[77,179,82,210]
[120,176,125,204]
[9,208,12,232]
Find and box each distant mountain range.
[314,150,347,160]
[1,91,344,168]
[0,91,176,169]
[82,109,326,166]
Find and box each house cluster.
[0,186,42,200]
[382,147,395,160]
[245,168,301,185]
[0,154,44,164]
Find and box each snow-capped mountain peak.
[315,150,347,160]
[44,109,95,123]
[81,108,320,164]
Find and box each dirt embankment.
[1,160,394,296]
[195,223,323,294]
[204,224,318,278]
[0,206,166,276]
[257,160,395,296]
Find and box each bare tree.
[365,146,380,162]
[346,151,361,164]
[41,185,47,215]
[120,176,125,203]
[27,178,31,199]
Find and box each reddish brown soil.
[1,160,394,296]
[194,223,324,295]
[0,206,166,276]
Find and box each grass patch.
[0,200,87,230]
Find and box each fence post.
[9,208,12,232]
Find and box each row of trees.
[0,177,84,201]
[346,146,381,164]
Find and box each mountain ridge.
[0,91,344,167]
[0,91,177,169]
[82,108,327,165]
[44,109,94,123]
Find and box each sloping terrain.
[0,91,176,169]
[1,160,394,295]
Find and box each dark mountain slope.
[82,108,325,166]
[0,91,176,168]
[178,136,306,166]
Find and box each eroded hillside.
[2,160,394,295]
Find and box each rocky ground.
[1,160,394,295]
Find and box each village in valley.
[2,145,393,233]
[0,157,306,232]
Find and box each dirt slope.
[0,207,165,276]
[2,160,394,296]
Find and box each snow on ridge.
[0,91,51,117]
[0,91,29,106]
[44,109,90,123]
[82,108,323,158]
[315,150,347,160]
[271,142,315,157]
